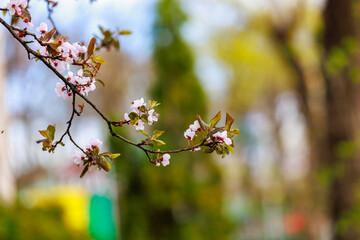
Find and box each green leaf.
[152,130,165,139]
[39,130,48,138]
[87,37,96,58]
[141,114,148,123]
[196,115,210,132]
[80,164,89,178]
[154,139,166,146]
[139,105,147,112]
[228,128,240,138]
[203,147,214,153]
[93,147,99,155]
[227,145,234,154]
[139,130,149,137]
[225,112,234,131]
[96,79,105,87]
[97,156,111,172]
[118,30,132,35]
[47,125,56,142]
[128,112,138,120]
[83,69,93,77]
[92,55,107,64]
[59,142,65,146]
[109,153,121,159]
[210,111,221,129]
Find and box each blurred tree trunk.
[0,29,15,204]
[323,0,360,238]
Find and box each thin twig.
[45,0,62,37]
[0,16,209,158]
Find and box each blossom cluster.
[184,120,201,141]
[73,138,103,166]
[124,98,159,131]
[36,22,88,70]
[210,131,232,145]
[37,23,87,66]
[7,0,34,29]
[154,153,171,167]
[55,69,96,100]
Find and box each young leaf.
[118,30,132,35]
[47,125,56,142]
[196,115,210,132]
[80,164,89,178]
[152,130,165,139]
[42,28,56,42]
[97,156,111,172]
[139,130,149,137]
[39,130,48,138]
[96,79,105,87]
[128,112,138,120]
[154,139,166,146]
[203,146,214,153]
[210,111,221,129]
[109,153,121,159]
[226,145,234,154]
[225,112,234,131]
[92,55,107,64]
[87,37,96,58]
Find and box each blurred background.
[2,0,360,239]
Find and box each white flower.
[73,42,87,57]
[191,147,201,152]
[23,18,33,29]
[39,45,48,56]
[184,129,195,141]
[224,138,232,145]
[7,0,24,16]
[65,71,74,81]
[124,113,130,121]
[19,0,27,8]
[51,59,65,73]
[147,109,158,125]
[161,154,171,166]
[190,120,201,132]
[135,119,145,131]
[213,131,232,145]
[90,138,102,148]
[55,82,72,100]
[36,22,48,35]
[73,151,86,165]
[131,97,146,111]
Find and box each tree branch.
[0,16,209,157]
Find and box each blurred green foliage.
[0,204,90,240]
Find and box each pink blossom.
[184,129,195,141]
[36,22,48,35]
[55,82,72,100]
[51,59,65,73]
[189,120,201,132]
[124,113,130,121]
[212,131,232,145]
[135,119,145,131]
[191,147,201,152]
[90,138,103,149]
[7,0,25,16]
[73,151,86,165]
[131,97,146,112]
[147,109,158,125]
[161,154,171,166]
